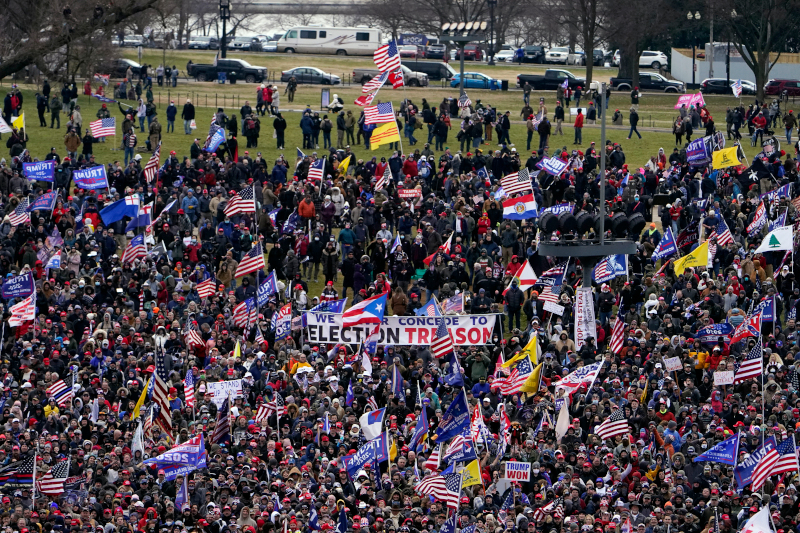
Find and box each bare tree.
[715,0,800,101]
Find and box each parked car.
[188,36,219,50]
[426,44,447,59]
[400,60,456,82]
[609,72,684,92]
[639,50,668,69]
[110,58,142,78]
[700,78,756,95]
[567,49,585,65]
[455,44,483,61]
[451,72,497,89]
[494,49,515,62]
[121,35,145,47]
[264,40,278,53]
[353,64,428,86]
[187,58,268,83]
[281,66,341,85]
[612,49,620,66]
[230,36,263,52]
[398,45,419,58]
[545,47,569,64]
[522,45,546,64]
[517,69,584,90]
[765,79,800,96]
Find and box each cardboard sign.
[503,462,531,482]
[663,357,683,372]
[205,379,243,407]
[544,301,565,316]
[714,371,735,386]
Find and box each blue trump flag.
[23,161,55,182]
[335,505,348,533]
[439,514,457,533]
[392,363,405,402]
[2,272,34,298]
[592,254,628,283]
[142,434,207,481]
[257,270,279,307]
[443,352,465,387]
[28,191,57,212]
[693,432,740,465]
[308,506,320,531]
[752,296,775,322]
[205,125,226,152]
[652,228,678,261]
[734,435,776,488]
[414,298,442,317]
[434,389,470,442]
[72,165,108,190]
[346,379,354,407]
[100,196,140,225]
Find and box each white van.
[277,26,382,56]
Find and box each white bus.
[276,26,382,56]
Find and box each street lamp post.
[687,11,701,86]
[488,0,496,66]
[220,0,231,59]
[439,21,488,97]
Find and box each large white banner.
[574,287,596,351]
[205,379,244,408]
[305,313,497,346]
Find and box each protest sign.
[714,371,735,386]
[574,287,595,350]
[1,272,34,299]
[504,462,531,482]
[23,161,55,182]
[544,301,565,316]
[205,379,243,407]
[663,357,682,372]
[305,313,497,346]
[73,166,109,190]
[675,93,705,109]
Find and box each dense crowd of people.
[0,74,798,533]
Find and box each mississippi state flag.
[340,291,388,328]
[502,194,537,220]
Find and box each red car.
[765,79,800,96]
[398,45,418,58]
[456,44,483,61]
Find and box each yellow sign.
[461,459,483,488]
[712,147,741,169]
[672,241,709,274]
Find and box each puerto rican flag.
[340,292,388,328]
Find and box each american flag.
[121,234,146,264]
[537,262,567,304]
[458,92,471,108]
[89,117,116,137]
[262,392,285,420]
[415,471,462,510]
[608,307,626,353]
[424,443,441,471]
[734,337,763,383]
[595,408,628,440]
[8,198,30,226]
[497,355,533,395]
[367,396,378,411]
[307,157,325,181]
[752,437,780,491]
[747,201,767,236]
[362,72,388,93]
[143,405,154,438]
[373,41,401,73]
[254,326,266,346]
[235,243,265,278]
[376,166,390,190]
[0,456,35,488]
[153,349,173,439]
[500,168,532,195]
[46,378,73,408]
[431,317,454,359]
[255,404,271,424]
[211,397,231,445]
[8,295,35,327]
[389,69,404,89]
[224,187,256,217]
[196,278,216,299]
[365,103,395,125]
[37,460,69,496]
[772,436,799,475]
[732,79,743,98]
[715,217,734,246]
[143,142,161,183]
[183,369,196,408]
[233,297,258,329]
[532,497,564,521]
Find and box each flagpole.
[32,440,38,504]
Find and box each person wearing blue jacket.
[165,100,177,133]
[300,112,314,150]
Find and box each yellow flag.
[503,333,539,368]
[640,378,648,404]
[520,362,543,393]
[370,121,400,150]
[461,459,483,488]
[233,339,242,358]
[712,147,741,169]
[338,156,350,175]
[389,438,398,462]
[672,241,709,274]
[11,113,24,131]
[133,376,151,419]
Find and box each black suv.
[522,46,545,63]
